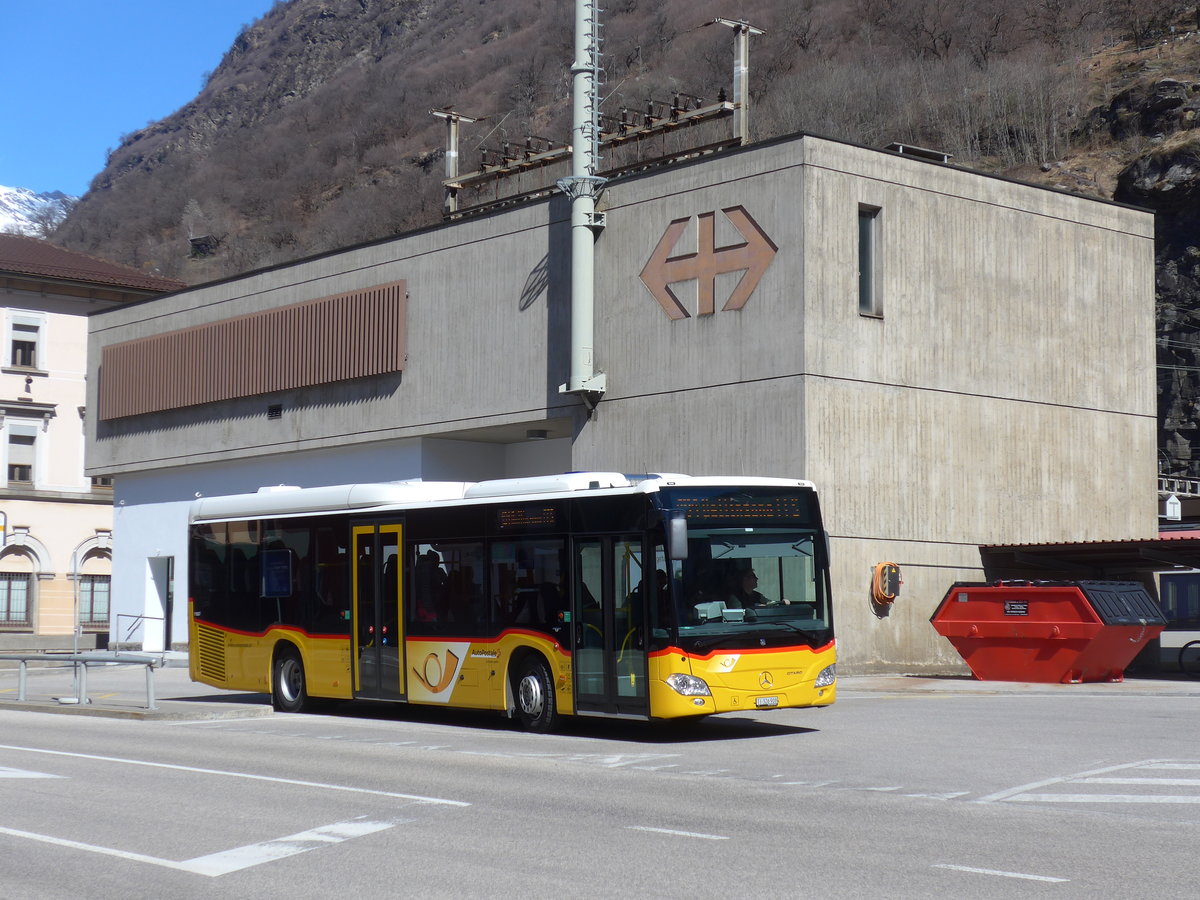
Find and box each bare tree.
[27,196,76,239]
[966,8,1013,69]
[1021,0,1102,52]
[891,0,968,60]
[1104,0,1184,47]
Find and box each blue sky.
[2,1,277,197]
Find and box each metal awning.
[981,532,1200,581]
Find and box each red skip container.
[930,581,1167,683]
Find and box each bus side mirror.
[667,511,688,560]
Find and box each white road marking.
[1011,793,1200,804]
[778,780,839,787]
[1078,777,1200,786]
[0,825,194,871]
[0,766,62,779]
[1142,763,1200,770]
[567,753,682,768]
[976,759,1164,803]
[627,826,729,841]
[0,743,468,806]
[933,864,1068,883]
[0,816,397,876]
[183,817,398,876]
[979,759,1200,805]
[905,791,969,800]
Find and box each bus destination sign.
[496,505,559,530]
[668,492,812,524]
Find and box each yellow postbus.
[188,473,836,730]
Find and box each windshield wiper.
[690,621,817,650]
[691,631,753,651]
[770,621,810,635]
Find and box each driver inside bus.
[727,569,785,608]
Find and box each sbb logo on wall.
[639,206,777,320]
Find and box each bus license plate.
[755,696,779,708]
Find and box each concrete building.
[85,132,1156,669]
[0,234,181,649]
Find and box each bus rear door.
[572,535,649,717]
[352,522,405,700]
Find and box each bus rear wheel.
[1180,640,1200,679]
[513,657,557,732]
[273,650,309,713]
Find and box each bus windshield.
[651,485,830,648]
[672,526,829,645]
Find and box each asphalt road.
[0,666,1197,898]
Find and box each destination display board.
[495,505,560,531]
[661,489,816,525]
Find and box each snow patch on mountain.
[0,185,76,236]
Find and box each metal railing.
[113,613,164,649]
[1159,475,1200,498]
[0,651,170,710]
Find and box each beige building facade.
[0,235,181,649]
[86,133,1156,669]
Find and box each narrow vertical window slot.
[858,206,882,317]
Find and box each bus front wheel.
[273,650,309,713]
[513,657,556,732]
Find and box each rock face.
[1115,125,1200,476]
[1084,77,1200,140]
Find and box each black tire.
[1179,640,1200,679]
[273,650,310,712]
[512,656,557,732]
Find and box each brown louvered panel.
[99,281,406,420]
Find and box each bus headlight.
[813,664,836,688]
[666,673,712,696]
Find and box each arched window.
[0,548,34,629]
[78,549,112,629]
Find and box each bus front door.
[352,523,405,701]
[572,536,649,717]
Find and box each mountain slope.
[0,186,75,237]
[56,0,1162,282]
[48,0,1200,476]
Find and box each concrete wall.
[802,141,1155,669]
[571,135,1156,670]
[87,200,578,474]
[87,133,1156,670]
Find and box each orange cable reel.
[871,562,902,604]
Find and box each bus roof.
[187,473,816,524]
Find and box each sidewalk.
[0,656,273,721]
[2,658,1198,721]
[837,672,1200,697]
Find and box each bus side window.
[410,541,485,635]
[490,539,565,631]
[227,521,263,631]
[313,526,349,634]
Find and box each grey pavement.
[0,654,272,721]
[1,657,1198,721]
